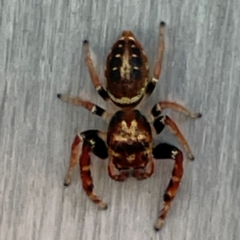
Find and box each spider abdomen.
[105,31,150,107]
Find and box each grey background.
[0,0,240,240]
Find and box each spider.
[57,22,201,230]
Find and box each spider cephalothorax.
[57,22,201,230]
[107,110,152,172]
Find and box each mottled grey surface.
[0,0,240,240]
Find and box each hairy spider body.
[107,110,152,171]
[57,22,201,230]
[105,31,149,107]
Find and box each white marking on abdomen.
[120,50,131,79]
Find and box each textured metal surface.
[0,0,240,239]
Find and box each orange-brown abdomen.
[105,32,149,107]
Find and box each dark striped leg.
[83,40,110,101]
[153,115,194,160]
[151,101,202,119]
[64,130,108,209]
[57,94,111,121]
[153,143,184,230]
[132,158,154,180]
[64,134,82,186]
[146,21,166,96]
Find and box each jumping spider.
[57,22,201,230]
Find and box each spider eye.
[142,153,149,161]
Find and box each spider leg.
[132,158,154,180]
[108,160,129,181]
[57,94,111,121]
[153,115,194,160]
[151,101,202,119]
[146,21,166,96]
[153,143,183,230]
[64,130,108,209]
[83,40,110,101]
[64,134,82,186]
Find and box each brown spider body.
[107,110,152,171]
[58,22,201,230]
[105,31,149,108]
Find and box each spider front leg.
[146,21,166,96]
[132,158,154,180]
[153,143,184,230]
[64,134,82,186]
[153,115,194,160]
[108,160,129,181]
[151,101,202,119]
[83,40,110,101]
[64,130,108,209]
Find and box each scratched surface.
[0,0,240,240]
